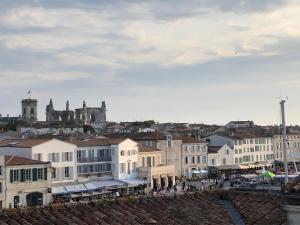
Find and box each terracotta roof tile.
[4,155,48,166]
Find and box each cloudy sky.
[0,0,300,125]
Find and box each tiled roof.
[139,146,161,153]
[0,139,51,148]
[229,191,287,225]
[0,194,234,225]
[285,175,300,192]
[68,137,129,147]
[181,136,204,144]
[208,146,222,154]
[105,132,182,141]
[5,155,48,166]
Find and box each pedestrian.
[174,183,177,193]
[182,181,186,191]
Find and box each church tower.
[21,98,38,122]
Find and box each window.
[185,157,188,164]
[184,146,188,152]
[0,166,2,175]
[120,150,125,156]
[147,157,151,167]
[226,150,229,155]
[197,146,201,152]
[25,169,31,181]
[52,168,56,179]
[235,158,238,164]
[127,163,131,174]
[197,156,201,163]
[211,159,215,165]
[192,156,195,164]
[132,162,137,172]
[48,153,59,162]
[0,182,2,193]
[37,168,43,180]
[202,156,207,163]
[64,167,70,178]
[223,158,226,165]
[33,153,42,161]
[120,163,126,173]
[152,157,155,166]
[13,170,20,182]
[235,149,238,154]
[63,152,73,162]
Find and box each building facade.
[208,144,234,167]
[0,139,78,183]
[181,137,208,177]
[1,155,52,208]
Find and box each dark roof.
[5,155,48,166]
[0,193,234,225]
[229,191,287,225]
[68,137,129,147]
[0,139,51,148]
[214,130,273,140]
[181,136,204,144]
[105,132,182,141]
[208,146,223,154]
[139,146,161,153]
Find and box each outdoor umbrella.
[262,171,275,178]
[261,171,275,193]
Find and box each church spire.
[66,100,69,111]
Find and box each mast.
[280,100,289,185]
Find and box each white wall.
[32,139,77,183]
[112,139,138,180]
[208,144,234,167]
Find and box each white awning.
[52,186,68,195]
[65,184,87,193]
[84,182,98,190]
[88,180,127,189]
[120,179,145,187]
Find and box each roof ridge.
[5,156,14,165]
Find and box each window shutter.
[10,170,13,183]
[32,168,37,181]
[44,168,47,180]
[20,169,25,182]
[62,153,65,162]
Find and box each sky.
[0,0,300,125]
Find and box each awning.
[71,193,81,198]
[84,182,98,191]
[65,184,87,193]
[88,180,127,190]
[52,186,68,195]
[120,179,145,187]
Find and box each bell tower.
[21,98,38,122]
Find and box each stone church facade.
[46,99,107,132]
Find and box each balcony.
[77,156,112,163]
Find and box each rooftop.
[4,155,48,166]
[139,145,161,153]
[0,139,51,148]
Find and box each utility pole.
[280,100,289,185]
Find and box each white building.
[69,137,139,181]
[0,139,77,183]
[181,137,208,177]
[208,144,234,167]
[274,132,300,162]
[207,133,274,165]
[1,155,52,208]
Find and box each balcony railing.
[77,156,112,163]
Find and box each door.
[26,192,43,207]
[13,195,20,208]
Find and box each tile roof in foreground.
[0,191,289,225]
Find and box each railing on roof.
[77,156,112,163]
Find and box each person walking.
[182,181,186,191]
